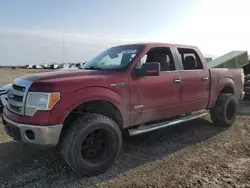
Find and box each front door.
[129,46,182,126]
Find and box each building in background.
[205,57,213,63]
[207,51,248,69]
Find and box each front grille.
[12,95,23,102]
[7,79,32,115]
[9,103,22,112]
[8,86,25,114]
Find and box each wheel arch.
[64,99,123,127]
[58,86,128,140]
[208,80,236,108]
[219,85,235,95]
[59,99,124,144]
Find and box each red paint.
[3,43,244,128]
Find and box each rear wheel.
[210,93,238,126]
[61,113,122,176]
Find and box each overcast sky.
[0,0,249,65]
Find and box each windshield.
[80,45,144,71]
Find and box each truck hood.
[19,69,110,82]
[17,69,126,93]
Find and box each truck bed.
[208,68,244,108]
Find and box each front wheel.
[210,93,238,126]
[61,113,123,176]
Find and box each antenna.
[62,34,65,64]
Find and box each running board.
[128,110,208,136]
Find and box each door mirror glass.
[134,62,160,77]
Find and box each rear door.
[129,46,183,126]
[171,47,210,113]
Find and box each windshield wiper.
[83,66,104,70]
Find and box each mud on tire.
[210,93,238,126]
[61,113,123,176]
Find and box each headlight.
[25,92,60,116]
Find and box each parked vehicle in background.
[58,63,71,69]
[244,74,250,98]
[75,62,83,68]
[41,63,50,69]
[0,83,11,109]
[50,63,59,69]
[2,42,245,176]
[32,65,42,69]
[68,63,76,68]
[26,65,33,69]
[63,63,70,68]
[55,65,79,71]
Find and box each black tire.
[61,113,122,176]
[210,93,238,126]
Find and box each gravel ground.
[0,69,250,188]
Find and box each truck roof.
[114,42,197,49]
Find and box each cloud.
[0,28,134,65]
[1,19,243,66]
[148,0,250,59]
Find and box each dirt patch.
[0,68,52,86]
[0,116,250,188]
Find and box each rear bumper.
[244,90,250,95]
[240,91,245,100]
[2,114,63,146]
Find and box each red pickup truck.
[2,43,245,176]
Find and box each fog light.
[25,130,35,140]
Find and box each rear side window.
[177,48,203,70]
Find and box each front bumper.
[0,94,8,108]
[2,114,63,146]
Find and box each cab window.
[135,47,176,72]
[177,48,203,70]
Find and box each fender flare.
[217,77,236,95]
[60,86,128,126]
[208,77,236,108]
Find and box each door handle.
[174,78,181,84]
[202,76,209,81]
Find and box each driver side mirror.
[133,62,160,77]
